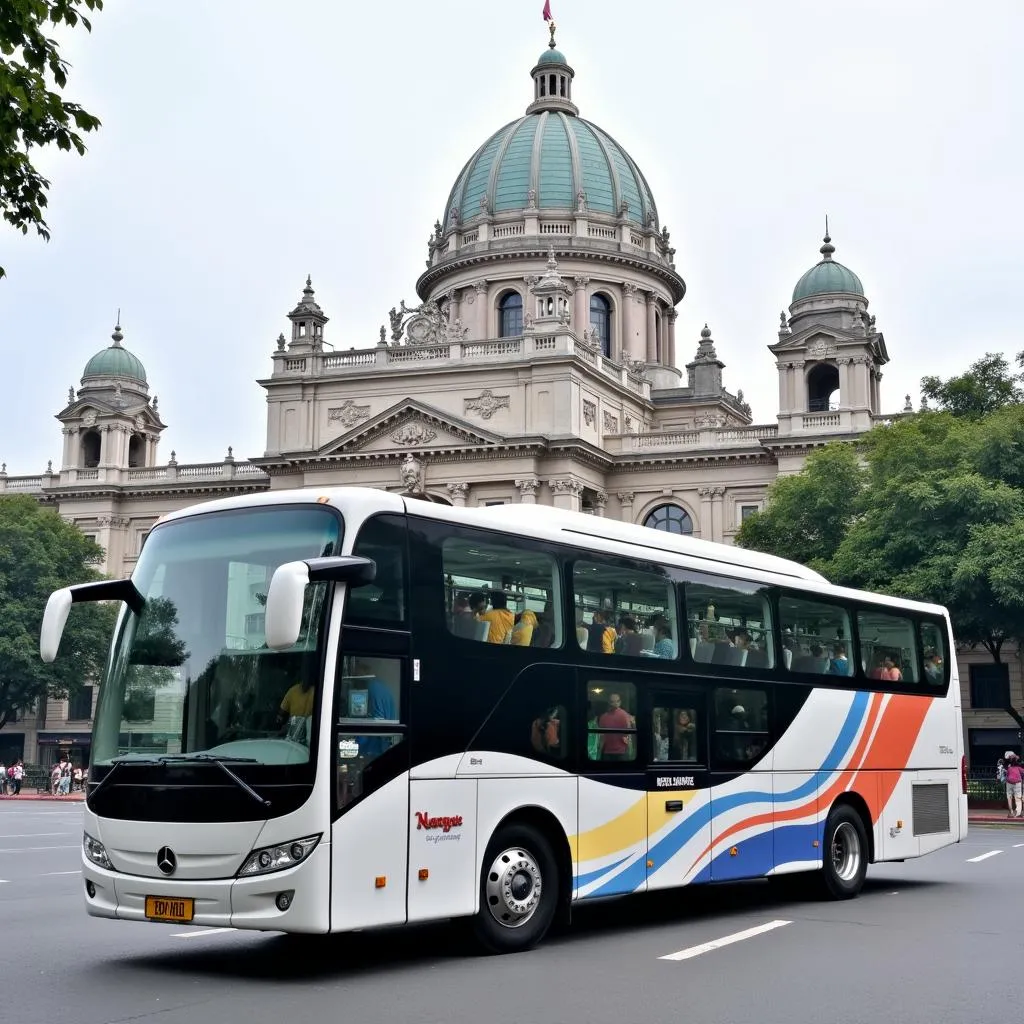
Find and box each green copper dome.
[793,235,864,301]
[443,113,658,228]
[537,48,566,65]
[441,40,658,230]
[82,325,147,383]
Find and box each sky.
[3,0,1023,473]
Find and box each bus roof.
[155,486,947,617]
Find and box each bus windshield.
[91,505,342,767]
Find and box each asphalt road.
[1,802,1020,1024]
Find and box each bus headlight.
[83,832,113,870]
[237,834,321,877]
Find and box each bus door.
[578,674,648,899]
[329,627,411,932]
[645,688,710,891]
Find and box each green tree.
[0,494,116,729]
[1,0,104,280]
[735,443,864,573]
[920,352,1024,419]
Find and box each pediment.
[58,398,164,429]
[770,324,871,356]
[319,398,504,456]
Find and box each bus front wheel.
[820,804,868,900]
[472,823,559,954]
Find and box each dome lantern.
[527,22,578,116]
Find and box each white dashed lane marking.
[967,850,1003,863]
[659,920,792,962]
[171,927,236,940]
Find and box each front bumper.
[82,841,331,933]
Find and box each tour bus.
[40,487,966,953]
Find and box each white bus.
[40,487,966,953]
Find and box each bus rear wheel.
[820,805,868,900]
[472,823,558,954]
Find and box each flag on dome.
[542,1,552,22]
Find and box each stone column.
[710,486,726,544]
[549,478,584,512]
[446,482,468,507]
[593,491,607,518]
[621,283,636,363]
[666,307,678,368]
[645,294,657,363]
[573,276,589,339]
[697,487,713,540]
[473,279,488,339]
[447,288,461,325]
[616,491,635,523]
[837,356,851,408]
[515,478,539,504]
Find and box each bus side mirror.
[264,556,376,651]
[39,577,143,664]
[40,588,74,664]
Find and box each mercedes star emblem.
[156,846,177,876]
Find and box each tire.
[471,823,559,954]
[819,804,868,900]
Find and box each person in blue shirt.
[828,643,852,676]
[350,659,398,758]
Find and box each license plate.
[145,896,195,923]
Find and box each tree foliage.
[920,352,1024,419]
[737,393,1024,662]
[0,494,116,729]
[0,0,103,280]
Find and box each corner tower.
[57,321,165,479]
[770,231,889,435]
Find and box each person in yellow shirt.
[278,679,316,743]
[478,592,514,644]
[511,608,538,646]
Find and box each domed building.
[15,25,978,771]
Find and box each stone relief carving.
[82,410,97,427]
[624,415,634,433]
[464,389,510,420]
[525,187,537,210]
[134,415,145,430]
[515,478,539,497]
[694,412,727,429]
[549,478,584,496]
[573,275,590,289]
[626,359,647,379]
[807,337,838,359]
[582,400,596,426]
[616,491,635,505]
[447,482,468,501]
[603,411,619,433]
[592,491,608,511]
[400,453,424,494]
[391,422,437,446]
[328,400,371,428]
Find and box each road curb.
[0,795,85,803]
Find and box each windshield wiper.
[88,757,162,801]
[158,753,270,809]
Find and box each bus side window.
[344,515,408,629]
[441,536,561,649]
[778,594,852,678]
[857,609,920,687]
[586,682,638,763]
[573,561,677,660]
[681,572,774,670]
[920,621,947,689]
[712,687,769,767]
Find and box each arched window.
[589,293,612,357]
[643,504,694,535]
[128,433,146,468]
[807,362,840,412]
[499,291,523,338]
[81,430,101,469]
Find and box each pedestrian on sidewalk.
[1005,751,1023,818]
[0,760,6,797]
[10,760,23,796]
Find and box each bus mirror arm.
[264,556,377,651]
[40,578,144,664]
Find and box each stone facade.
[0,31,1010,769]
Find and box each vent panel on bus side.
[912,783,951,836]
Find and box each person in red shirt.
[598,693,635,761]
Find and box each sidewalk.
[969,811,1024,825]
[0,792,85,802]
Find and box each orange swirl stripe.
[686,692,889,873]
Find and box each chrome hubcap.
[830,821,862,882]
[485,847,543,929]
